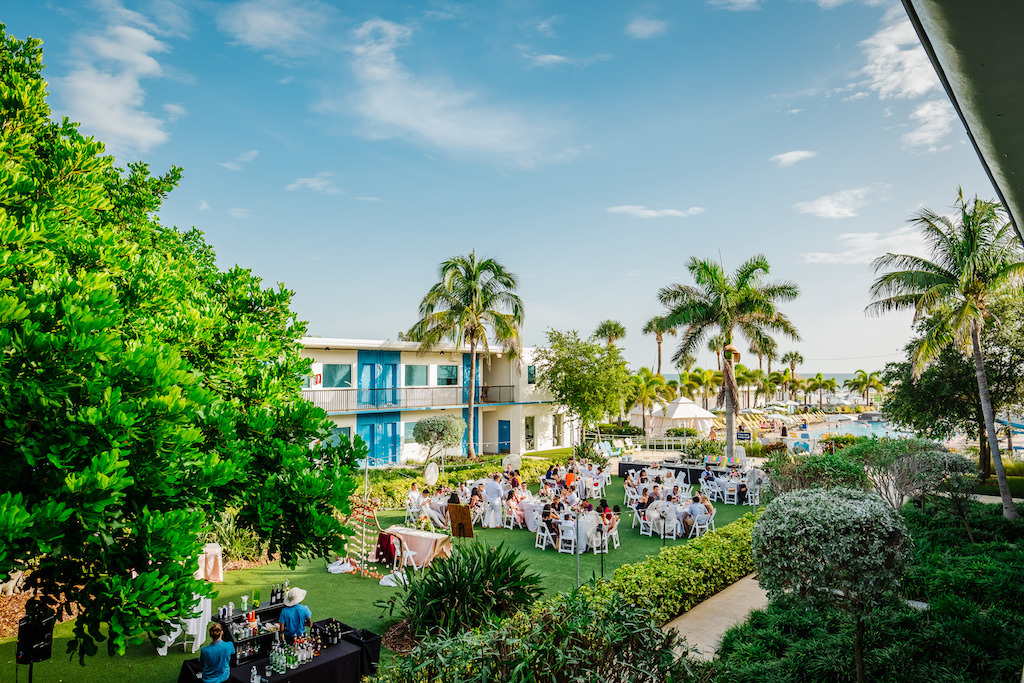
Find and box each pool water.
[805,419,913,438]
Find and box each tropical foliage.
[868,189,1023,519]
[407,251,524,458]
[642,315,676,376]
[659,255,799,460]
[412,415,467,462]
[0,30,359,661]
[593,319,626,346]
[627,367,670,433]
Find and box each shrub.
[752,488,912,683]
[610,512,759,624]
[763,451,869,499]
[412,415,466,461]
[595,423,645,435]
[817,433,863,451]
[685,439,725,459]
[205,509,267,562]
[398,542,543,637]
[666,427,698,437]
[376,584,688,683]
[841,437,971,510]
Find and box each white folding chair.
[557,521,577,554]
[723,482,739,505]
[709,508,718,531]
[689,513,711,538]
[609,524,621,549]
[535,518,555,550]
[639,511,654,537]
[471,504,485,527]
[404,500,422,525]
[593,529,609,554]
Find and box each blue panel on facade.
[461,353,480,403]
[498,420,510,454]
[356,412,401,466]
[462,407,479,454]
[358,350,401,409]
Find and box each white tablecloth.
[194,543,223,583]
[156,594,211,655]
[522,501,545,531]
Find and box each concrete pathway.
[663,573,768,660]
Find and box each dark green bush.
[666,427,698,437]
[610,512,759,624]
[595,424,645,435]
[764,451,869,497]
[376,584,689,683]
[399,542,543,636]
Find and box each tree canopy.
[0,28,359,661]
[534,329,632,438]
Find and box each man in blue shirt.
[280,587,312,642]
[199,622,234,683]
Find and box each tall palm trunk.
[468,340,477,458]
[655,333,663,376]
[723,357,736,462]
[971,322,1019,519]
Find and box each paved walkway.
[663,573,768,660]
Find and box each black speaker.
[16,611,56,664]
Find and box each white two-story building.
[300,338,576,466]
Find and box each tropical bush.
[376,584,688,683]
[763,451,869,499]
[683,439,725,459]
[205,509,268,562]
[412,415,466,461]
[595,423,645,436]
[611,512,759,624]
[711,500,1024,682]
[817,433,862,451]
[399,542,543,637]
[843,438,975,510]
[752,488,912,683]
[666,427,699,437]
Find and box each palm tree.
[868,190,1022,519]
[675,353,697,374]
[748,336,778,374]
[688,367,720,409]
[757,375,780,406]
[678,371,701,401]
[844,369,883,406]
[660,255,800,461]
[707,333,727,371]
[594,319,626,346]
[864,372,885,407]
[408,251,524,458]
[642,316,677,376]
[768,370,786,403]
[629,367,670,434]
[806,373,827,410]
[790,375,807,404]
[734,364,755,409]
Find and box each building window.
[405,365,428,386]
[404,422,417,444]
[527,365,536,384]
[327,426,351,446]
[322,364,352,388]
[437,365,459,386]
[525,416,536,450]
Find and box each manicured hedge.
[610,511,759,624]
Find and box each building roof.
[300,337,530,355]
[902,0,1024,239]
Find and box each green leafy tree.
[534,329,632,440]
[641,315,676,376]
[868,190,1024,519]
[0,28,358,661]
[407,251,524,459]
[753,489,912,683]
[627,368,670,433]
[659,255,800,460]
[413,415,467,463]
[593,319,626,346]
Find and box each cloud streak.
[286,171,343,195]
[221,149,260,171]
[800,225,927,263]
[625,18,667,39]
[606,205,705,219]
[218,0,337,57]
[902,99,955,151]
[771,150,817,167]
[794,187,870,219]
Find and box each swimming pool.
[805,418,913,438]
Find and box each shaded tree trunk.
[468,340,477,458]
[655,334,663,376]
[971,322,1018,519]
[854,616,866,683]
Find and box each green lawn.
[976,475,1024,499]
[0,482,754,682]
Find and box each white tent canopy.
[629,397,715,437]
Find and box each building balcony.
[301,385,517,413]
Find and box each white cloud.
[793,187,870,219]
[842,91,869,101]
[860,18,939,99]
[800,225,927,263]
[221,149,259,171]
[521,50,610,69]
[771,150,817,167]
[163,102,186,120]
[606,205,705,219]
[812,0,855,7]
[218,0,335,57]
[355,196,381,202]
[286,172,343,195]
[279,75,294,84]
[324,19,571,168]
[625,18,667,39]
[787,107,803,115]
[902,99,955,150]
[58,24,173,156]
[198,199,211,211]
[708,0,761,10]
[228,208,250,219]
[536,15,559,37]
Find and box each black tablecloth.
[178,640,362,683]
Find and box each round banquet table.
[522,501,545,531]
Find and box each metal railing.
[302,385,515,413]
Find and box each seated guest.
[406,483,424,508]
[682,496,709,532]
[422,498,446,528]
[635,491,650,512]
[698,493,716,517]
[505,490,525,526]
[700,465,715,484]
[638,470,649,484]
[469,484,486,512]
[456,482,471,503]
[581,500,594,512]
[542,502,559,540]
[546,464,557,480]
[564,488,580,507]
[510,470,521,489]
[608,505,622,531]
[200,623,234,683]
[654,475,663,485]
[649,485,661,501]
[280,587,312,641]
[595,498,610,515]
[623,472,637,493]
[565,469,576,491]
[671,485,682,501]
[551,494,566,514]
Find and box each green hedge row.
[352,448,574,509]
[610,511,759,624]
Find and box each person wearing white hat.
[280,587,312,641]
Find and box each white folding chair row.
[689,513,712,538]
[557,520,577,554]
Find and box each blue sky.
[8,0,995,374]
